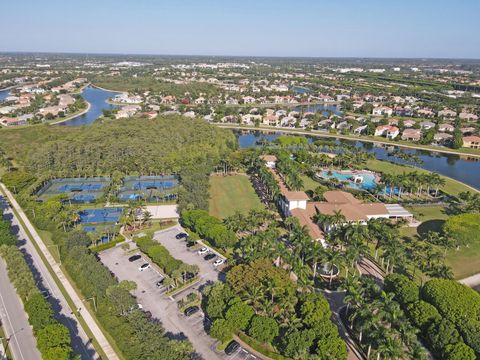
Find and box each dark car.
[175,233,188,240]
[144,310,153,319]
[184,306,199,317]
[225,341,240,355]
[128,254,142,262]
[204,253,216,261]
[184,272,196,281]
[186,241,196,248]
[155,278,165,288]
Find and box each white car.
[198,247,209,255]
[213,259,225,267]
[139,263,151,271]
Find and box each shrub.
[444,342,476,360]
[247,316,279,344]
[406,300,441,331]
[427,318,461,357]
[384,273,419,305]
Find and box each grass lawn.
[403,205,480,279]
[365,159,475,196]
[300,175,324,192]
[209,174,263,219]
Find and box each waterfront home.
[375,125,400,139]
[142,111,158,119]
[459,112,479,122]
[401,128,422,141]
[39,105,67,116]
[354,125,368,135]
[463,136,480,149]
[438,123,455,132]
[263,114,279,126]
[433,132,452,144]
[58,94,75,107]
[460,127,476,135]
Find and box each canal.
[235,129,480,191]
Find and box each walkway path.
[459,273,480,288]
[0,183,119,360]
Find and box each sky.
[1,0,479,59]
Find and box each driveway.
[99,245,231,360]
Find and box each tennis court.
[117,175,179,202]
[78,207,123,224]
[36,177,111,203]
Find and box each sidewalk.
[0,184,120,360]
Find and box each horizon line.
[1,50,479,61]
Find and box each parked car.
[156,279,165,288]
[204,253,216,261]
[144,310,153,319]
[184,272,196,281]
[184,306,200,317]
[186,241,196,248]
[128,254,142,262]
[213,259,225,267]
[198,247,209,255]
[225,340,240,355]
[41,290,50,299]
[139,263,150,271]
[175,232,188,240]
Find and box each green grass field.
[209,174,263,219]
[403,205,480,279]
[365,159,475,196]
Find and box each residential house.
[438,123,455,133]
[459,112,478,122]
[242,96,256,104]
[433,132,452,144]
[0,117,26,126]
[401,128,422,141]
[375,125,400,139]
[353,125,368,135]
[372,106,393,116]
[420,121,435,130]
[403,119,416,128]
[438,109,457,119]
[463,136,480,149]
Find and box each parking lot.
[153,225,226,284]
[99,243,248,360]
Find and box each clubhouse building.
[261,155,413,243]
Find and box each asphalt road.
[0,258,41,360]
[0,195,98,360]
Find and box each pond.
[58,86,121,126]
[235,129,480,191]
[0,88,12,102]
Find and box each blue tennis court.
[58,183,104,192]
[78,208,123,224]
[132,181,175,190]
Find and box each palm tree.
[323,248,342,286]
[242,285,264,310]
[309,241,324,278]
[376,335,403,360]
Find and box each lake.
[0,88,12,102]
[58,86,120,126]
[235,129,480,191]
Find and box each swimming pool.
[318,170,377,190]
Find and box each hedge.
[421,279,480,356]
[136,236,184,276]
